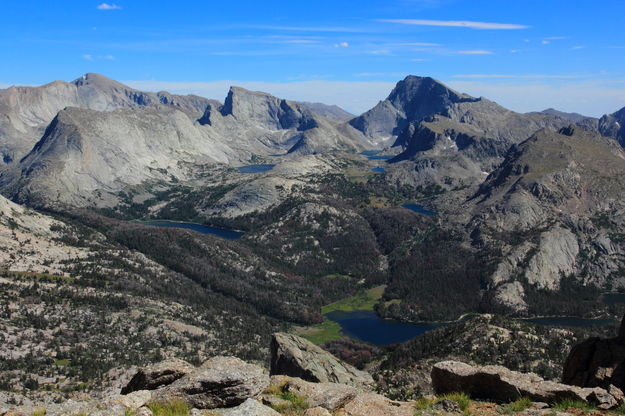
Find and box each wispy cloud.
[82,54,115,61]
[242,25,364,33]
[452,73,591,80]
[96,3,122,10]
[355,72,408,77]
[411,58,427,61]
[457,50,493,55]
[379,19,528,30]
[571,46,586,50]
[393,42,441,47]
[447,79,625,117]
[334,42,349,48]
[122,78,625,118]
[123,79,397,114]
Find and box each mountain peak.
[72,73,125,88]
[349,74,477,139]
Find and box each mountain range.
[3,72,625,400]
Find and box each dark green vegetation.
[374,314,618,400]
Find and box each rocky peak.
[349,75,478,140]
[221,86,317,131]
[599,105,625,147]
[386,76,476,119]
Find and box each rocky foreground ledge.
[3,331,625,415]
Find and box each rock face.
[270,333,374,389]
[465,126,625,312]
[154,356,269,409]
[431,360,620,409]
[599,106,625,147]
[350,76,477,142]
[0,76,371,208]
[121,358,195,394]
[563,315,625,390]
[0,73,213,165]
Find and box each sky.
[2,0,625,116]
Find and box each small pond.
[143,220,244,240]
[371,167,386,173]
[237,164,275,174]
[402,203,436,216]
[325,310,446,346]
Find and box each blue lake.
[402,203,437,216]
[326,310,617,346]
[326,310,445,346]
[143,221,244,240]
[360,150,382,156]
[371,167,386,173]
[603,293,625,305]
[237,164,275,174]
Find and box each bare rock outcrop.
[431,360,620,409]
[270,332,374,389]
[121,358,195,394]
[152,356,269,409]
[562,315,625,390]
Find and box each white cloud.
[82,54,115,61]
[243,25,363,33]
[97,3,122,10]
[355,72,409,77]
[394,42,441,47]
[541,40,550,45]
[334,42,349,48]
[544,36,568,40]
[452,74,589,80]
[366,49,392,55]
[571,46,586,50]
[379,19,528,30]
[510,49,519,53]
[411,58,427,61]
[457,50,493,55]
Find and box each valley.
[2,73,625,406]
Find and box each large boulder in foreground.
[270,333,373,389]
[121,358,195,394]
[431,360,620,409]
[563,315,625,390]
[153,356,269,409]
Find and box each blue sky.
[2,0,625,116]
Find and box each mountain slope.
[466,126,625,312]
[0,73,214,165]
[599,106,625,147]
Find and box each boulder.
[337,392,415,416]
[122,358,195,394]
[207,398,280,416]
[270,333,374,389]
[431,360,619,408]
[562,315,625,390]
[269,375,359,410]
[153,356,269,409]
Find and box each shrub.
[439,392,471,412]
[552,398,594,412]
[147,400,190,416]
[502,397,533,413]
